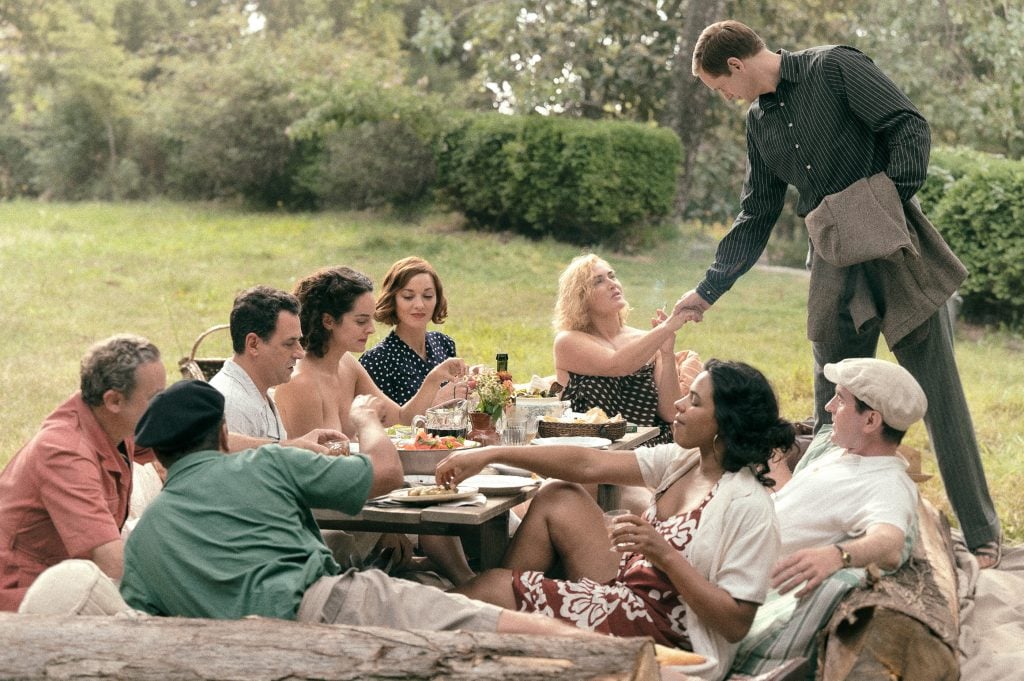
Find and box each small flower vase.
[468,411,501,446]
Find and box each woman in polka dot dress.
[359,257,469,407]
[553,254,687,446]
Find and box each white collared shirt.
[209,359,288,441]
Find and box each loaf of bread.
[654,644,707,666]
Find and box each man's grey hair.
[80,334,161,406]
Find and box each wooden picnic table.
[314,426,659,569]
[314,486,537,571]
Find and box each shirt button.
[788,122,793,127]
[806,164,812,170]
[795,144,800,149]
[780,102,785,107]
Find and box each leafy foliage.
[437,114,681,247]
[931,159,1024,323]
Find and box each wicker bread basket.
[178,324,230,381]
[537,419,627,441]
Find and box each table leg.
[597,483,622,511]
[475,514,511,570]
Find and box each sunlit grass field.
[1,200,1021,541]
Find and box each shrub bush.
[436,114,681,248]
[919,146,1014,213]
[290,81,450,210]
[931,159,1024,324]
[148,46,316,208]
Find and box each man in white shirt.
[734,358,927,675]
[209,286,343,453]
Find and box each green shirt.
[120,445,373,620]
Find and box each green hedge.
[929,156,1024,323]
[919,146,1016,213]
[436,114,681,247]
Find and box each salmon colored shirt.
[0,392,134,611]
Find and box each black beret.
[135,380,225,450]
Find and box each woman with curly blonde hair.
[553,254,688,445]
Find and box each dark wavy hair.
[705,359,796,487]
[292,267,374,358]
[374,256,448,326]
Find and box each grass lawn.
[1,200,1022,542]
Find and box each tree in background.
[1,0,1021,211]
[2,0,144,198]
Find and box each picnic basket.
[178,324,230,381]
[537,419,627,441]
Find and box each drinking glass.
[503,420,527,446]
[603,509,631,552]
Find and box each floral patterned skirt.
[511,485,718,648]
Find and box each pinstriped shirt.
[696,46,931,304]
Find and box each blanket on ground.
[957,534,1024,681]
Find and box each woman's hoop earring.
[712,434,723,455]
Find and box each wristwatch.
[835,543,853,568]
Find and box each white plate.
[462,474,539,495]
[530,436,612,448]
[397,439,481,452]
[387,486,480,505]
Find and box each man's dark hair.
[853,396,906,445]
[229,286,300,354]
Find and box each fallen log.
[818,498,960,681]
[0,613,659,681]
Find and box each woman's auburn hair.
[553,253,629,332]
[374,256,448,326]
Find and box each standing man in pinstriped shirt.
[674,20,1002,567]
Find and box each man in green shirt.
[121,380,582,636]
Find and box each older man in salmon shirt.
[0,334,165,611]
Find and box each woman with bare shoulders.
[275,266,473,585]
[554,254,688,446]
[275,267,466,435]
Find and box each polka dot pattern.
[359,330,456,404]
[562,364,672,444]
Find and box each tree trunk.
[0,614,659,681]
[817,499,960,680]
[666,0,726,215]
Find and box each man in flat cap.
[0,334,165,611]
[733,358,928,675]
[119,381,586,638]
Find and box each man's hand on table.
[435,448,491,489]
